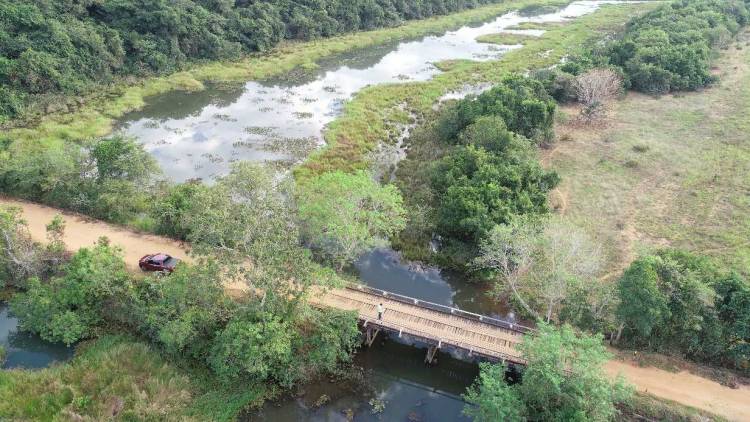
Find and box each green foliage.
[713,274,750,368]
[208,308,358,387]
[0,0,511,121]
[0,135,158,224]
[432,130,558,246]
[130,261,236,360]
[209,313,297,385]
[10,238,129,345]
[616,249,750,370]
[426,74,559,258]
[298,170,406,269]
[563,0,750,94]
[464,324,632,421]
[152,181,210,240]
[438,74,556,143]
[463,363,526,422]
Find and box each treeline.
[0,0,506,123]
[535,0,750,95]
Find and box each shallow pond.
[0,302,75,370]
[118,1,618,182]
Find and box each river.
[117,1,619,183]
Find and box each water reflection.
[118,1,616,182]
[247,340,476,421]
[0,302,75,369]
[355,248,520,322]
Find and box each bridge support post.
[425,344,439,365]
[365,326,380,347]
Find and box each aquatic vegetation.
[296,3,655,180]
[476,32,538,45]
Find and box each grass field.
[3,0,573,147]
[0,335,271,421]
[297,2,657,179]
[547,31,750,276]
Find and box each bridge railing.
[346,284,533,334]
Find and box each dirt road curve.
[3,197,749,421]
[605,359,750,421]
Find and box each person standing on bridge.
[377,303,384,320]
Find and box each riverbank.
[2,0,571,148]
[0,334,272,421]
[296,1,657,180]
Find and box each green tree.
[208,313,298,385]
[463,363,526,422]
[616,256,670,341]
[714,274,750,367]
[464,324,631,421]
[298,170,406,270]
[131,260,235,360]
[431,141,558,245]
[10,238,129,345]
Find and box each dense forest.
[0,0,507,123]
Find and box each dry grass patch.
[546,31,750,275]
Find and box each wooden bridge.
[311,284,531,365]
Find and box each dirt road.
[3,197,749,421]
[605,359,750,421]
[0,197,191,269]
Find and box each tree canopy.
[0,0,510,122]
[464,324,631,422]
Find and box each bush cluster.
[429,75,559,253]
[8,237,360,387]
[0,0,506,122]
[534,0,750,96]
[617,249,750,370]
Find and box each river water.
[0,302,75,370]
[117,1,617,183]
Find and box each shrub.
[569,0,750,94]
[616,249,750,369]
[10,239,130,345]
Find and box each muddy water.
[0,302,75,369]
[118,1,617,182]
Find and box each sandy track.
[0,197,191,270]
[605,359,750,421]
[2,197,749,421]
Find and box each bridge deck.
[311,285,529,364]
